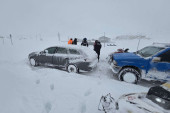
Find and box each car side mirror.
[152,57,161,62]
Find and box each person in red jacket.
[68,38,73,44]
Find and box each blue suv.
[110,43,170,84]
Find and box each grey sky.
[0,0,170,39]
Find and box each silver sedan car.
[28,45,98,73]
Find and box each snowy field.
[0,37,169,113]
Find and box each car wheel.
[118,67,140,84]
[30,58,38,66]
[67,64,78,73]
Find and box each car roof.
[47,44,95,55]
[152,42,170,48]
[48,44,83,50]
[47,44,97,58]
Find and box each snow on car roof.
[152,42,170,48]
[49,44,97,58]
[49,44,91,52]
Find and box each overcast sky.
[0,0,170,40]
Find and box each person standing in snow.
[68,38,73,44]
[72,38,77,45]
[94,40,102,62]
[81,38,88,47]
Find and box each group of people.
[68,38,102,62]
[68,38,77,45]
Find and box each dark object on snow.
[81,38,88,47]
[116,48,124,53]
[124,48,129,52]
[146,85,170,110]
[98,93,116,113]
[115,48,129,53]
[72,38,77,45]
[107,48,129,64]
[107,43,116,46]
[94,40,102,62]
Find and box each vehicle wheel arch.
[120,66,141,75]
[66,63,79,73]
[118,66,141,83]
[29,57,39,66]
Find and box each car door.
[147,49,170,80]
[53,47,68,67]
[38,47,57,65]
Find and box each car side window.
[69,49,80,55]
[46,47,57,54]
[56,47,68,54]
[158,50,170,63]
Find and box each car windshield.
[137,46,164,57]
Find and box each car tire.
[67,64,78,73]
[118,67,140,84]
[30,58,38,66]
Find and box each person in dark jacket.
[94,40,102,62]
[124,48,129,52]
[72,38,77,45]
[81,38,88,47]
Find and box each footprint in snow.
[80,102,86,113]
[36,79,40,84]
[50,84,54,91]
[97,81,101,85]
[44,102,52,113]
[84,89,92,96]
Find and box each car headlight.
[113,60,117,65]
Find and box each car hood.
[30,51,39,55]
[29,51,39,57]
[113,52,142,60]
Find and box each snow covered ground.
[0,37,169,113]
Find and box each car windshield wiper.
[134,52,137,54]
[137,51,144,57]
[140,52,145,56]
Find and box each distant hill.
[116,35,150,40]
[98,36,111,43]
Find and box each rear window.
[69,49,80,55]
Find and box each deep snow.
[0,37,169,113]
